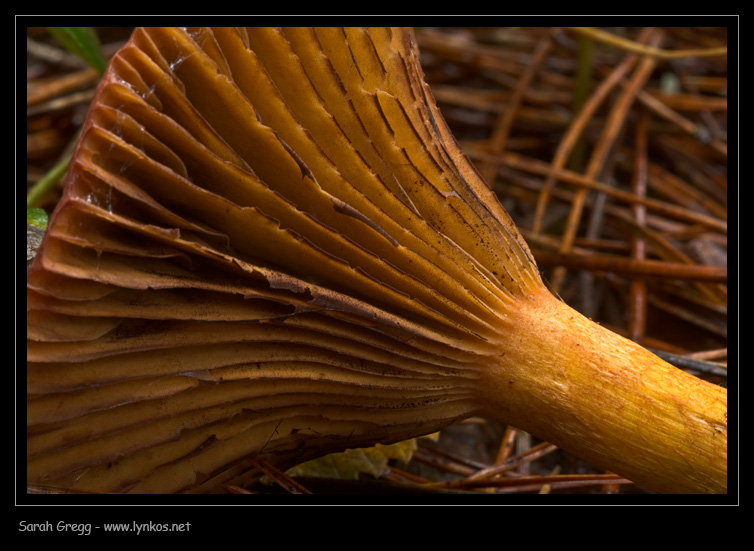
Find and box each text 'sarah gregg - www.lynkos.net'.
[18,520,192,536]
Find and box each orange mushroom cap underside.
[27,27,546,493]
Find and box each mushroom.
[26,27,726,494]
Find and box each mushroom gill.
[26,27,726,494]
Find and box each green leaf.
[27,206,49,229]
[46,27,107,75]
[284,439,425,480]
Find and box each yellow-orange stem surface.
[479,289,727,494]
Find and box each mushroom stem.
[479,288,727,494]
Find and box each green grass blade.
[46,27,107,74]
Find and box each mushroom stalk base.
[479,289,727,494]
